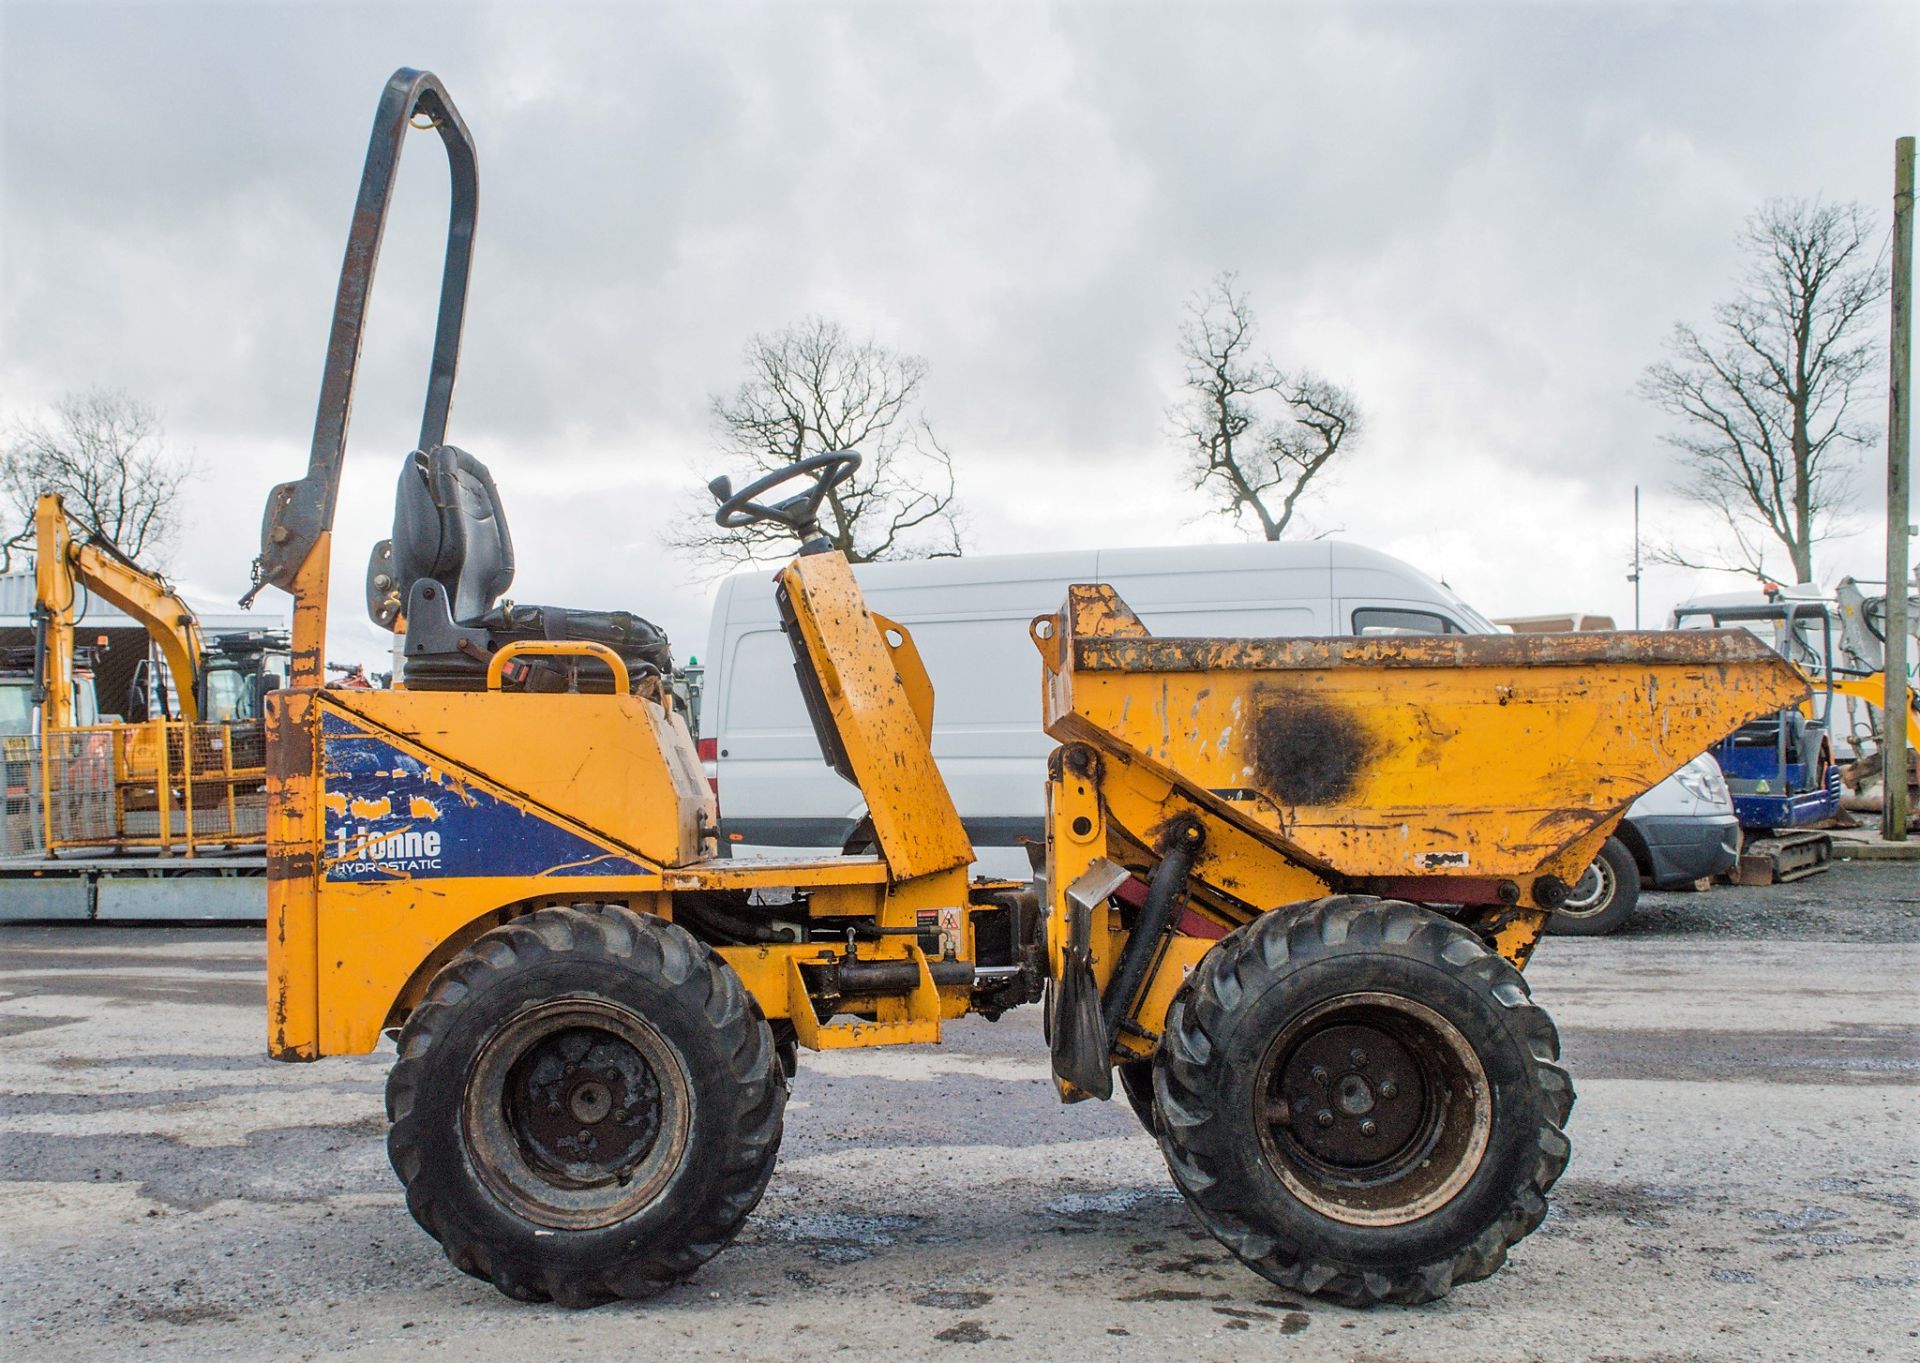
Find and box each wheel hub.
[1255,991,1493,1227]
[568,1078,613,1125]
[1559,858,1612,916]
[507,1026,664,1178]
[462,1000,691,1231]
[1278,1022,1423,1167]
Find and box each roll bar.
[244,68,477,686]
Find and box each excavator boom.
[32,492,205,724]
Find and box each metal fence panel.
[13,721,267,857]
[3,733,47,858]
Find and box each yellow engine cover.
[321,688,712,871]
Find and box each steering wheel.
[708,450,861,539]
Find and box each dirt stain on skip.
[1251,689,1375,806]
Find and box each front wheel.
[1155,896,1573,1306]
[385,905,786,1306]
[1548,836,1640,936]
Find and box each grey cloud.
[3,1,1913,663]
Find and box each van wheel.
[386,905,785,1306]
[1547,837,1640,936]
[1155,896,1573,1306]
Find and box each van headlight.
[1675,760,1729,806]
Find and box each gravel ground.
[1626,857,1920,942]
[2,861,1916,1362]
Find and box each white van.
[700,539,1497,878]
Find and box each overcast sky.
[2,0,1914,668]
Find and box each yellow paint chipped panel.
[779,554,973,880]
[326,688,714,869]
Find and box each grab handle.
[485,641,631,695]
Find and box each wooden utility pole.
[1629,485,1643,629]
[1885,136,1913,841]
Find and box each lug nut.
[1378,1080,1398,1100]
[1359,1119,1378,1138]
[1310,1065,1330,1085]
[613,1110,628,1124]
[1349,1048,1368,1068]
[1315,1109,1335,1128]
[565,1063,577,1076]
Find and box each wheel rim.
[1254,992,1492,1227]
[462,999,691,1230]
[1557,856,1615,918]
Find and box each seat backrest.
[391,445,515,624]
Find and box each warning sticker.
[914,906,965,956]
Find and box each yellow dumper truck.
[250,70,1804,1308]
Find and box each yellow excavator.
[32,491,288,730]
[249,70,1804,1310]
[30,492,288,849]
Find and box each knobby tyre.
[1154,895,1573,1306]
[385,905,786,1306]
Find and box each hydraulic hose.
[673,896,791,945]
[1099,822,1203,1047]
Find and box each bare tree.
[1172,273,1361,540]
[1642,198,1887,583]
[1,388,196,571]
[677,319,964,568]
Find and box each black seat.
[383,445,672,693]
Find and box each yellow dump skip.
[1040,584,1806,884]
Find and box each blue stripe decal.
[320,709,650,882]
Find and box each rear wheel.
[1155,896,1573,1306]
[1548,836,1640,936]
[386,905,785,1306]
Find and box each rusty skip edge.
[1071,628,1804,675]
